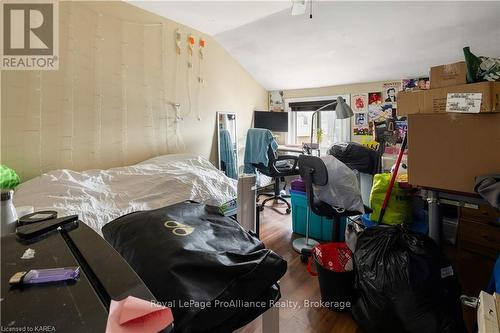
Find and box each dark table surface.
[1,221,168,332]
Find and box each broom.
[377,132,408,224]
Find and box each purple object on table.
[10,267,80,285]
[291,179,306,192]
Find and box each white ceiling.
[131,1,500,91]
[130,1,291,35]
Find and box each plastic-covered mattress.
[14,154,237,234]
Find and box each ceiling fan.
[291,0,313,18]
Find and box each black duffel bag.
[352,225,467,333]
[102,201,287,333]
[327,142,380,174]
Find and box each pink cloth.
[106,296,173,333]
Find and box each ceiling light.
[291,0,306,16]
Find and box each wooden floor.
[240,201,362,333]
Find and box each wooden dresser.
[457,204,500,295]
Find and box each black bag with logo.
[102,201,287,333]
[351,225,466,333]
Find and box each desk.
[277,144,321,156]
[277,144,303,154]
[420,188,488,245]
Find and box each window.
[295,111,314,145]
[286,95,351,154]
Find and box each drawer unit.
[456,205,500,295]
[458,219,500,259]
[460,205,500,226]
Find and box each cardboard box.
[398,82,500,116]
[397,90,422,116]
[408,113,500,194]
[430,61,467,89]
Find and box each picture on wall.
[353,112,371,136]
[382,81,401,103]
[355,113,367,126]
[402,77,430,91]
[350,93,368,113]
[417,77,431,90]
[402,79,418,91]
[368,92,382,105]
[395,119,408,143]
[368,92,385,122]
[269,90,284,111]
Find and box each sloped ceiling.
[131,1,500,90]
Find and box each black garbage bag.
[352,225,466,333]
[327,142,380,174]
[102,201,287,333]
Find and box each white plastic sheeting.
[14,154,237,234]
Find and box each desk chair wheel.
[286,208,291,214]
[258,205,264,212]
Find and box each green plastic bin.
[290,190,346,241]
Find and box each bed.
[14,154,237,234]
[13,154,286,333]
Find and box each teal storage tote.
[290,190,346,241]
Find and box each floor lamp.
[293,96,354,253]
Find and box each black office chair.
[253,144,300,214]
[294,154,372,261]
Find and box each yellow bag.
[369,173,412,225]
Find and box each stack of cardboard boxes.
[398,61,500,194]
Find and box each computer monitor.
[254,111,288,132]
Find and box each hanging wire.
[38,71,43,175]
[161,23,169,152]
[120,21,129,161]
[196,41,203,121]
[94,13,103,166]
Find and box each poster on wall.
[368,92,382,105]
[382,81,401,104]
[402,79,418,91]
[395,120,408,144]
[367,92,386,122]
[382,81,401,117]
[402,77,430,91]
[353,112,371,136]
[350,93,368,113]
[269,90,284,111]
[417,77,430,90]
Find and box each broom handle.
[378,133,408,224]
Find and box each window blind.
[288,100,336,112]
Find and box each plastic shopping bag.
[464,46,500,82]
[0,164,20,189]
[313,155,365,214]
[369,173,412,225]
